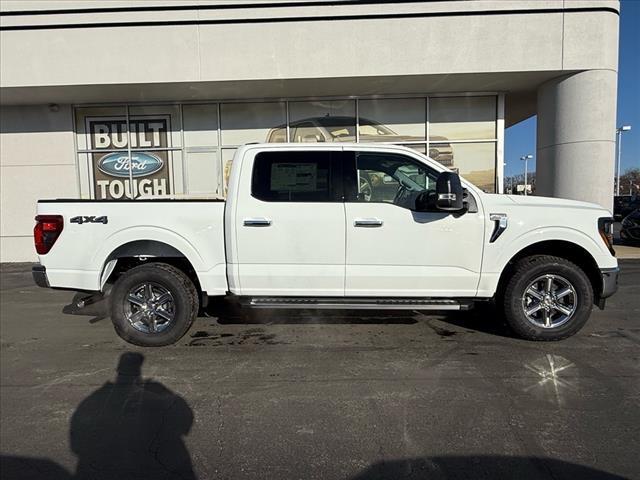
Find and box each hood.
[482,194,612,215]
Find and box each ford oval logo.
[97,152,164,178]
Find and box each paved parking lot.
[1,261,639,480]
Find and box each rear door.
[232,148,347,296]
[343,148,485,297]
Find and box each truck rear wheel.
[502,255,594,341]
[110,263,198,346]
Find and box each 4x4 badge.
[70,216,108,225]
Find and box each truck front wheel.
[502,255,594,341]
[110,263,198,346]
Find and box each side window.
[251,151,342,202]
[350,152,439,210]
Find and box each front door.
[343,149,485,297]
[234,149,346,296]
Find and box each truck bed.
[35,199,228,295]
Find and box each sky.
[504,0,640,178]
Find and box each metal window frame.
[73,92,505,197]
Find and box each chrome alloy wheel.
[124,282,175,334]
[521,274,577,329]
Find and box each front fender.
[492,226,612,274]
[476,226,616,298]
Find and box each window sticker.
[270,163,319,192]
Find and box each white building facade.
[0,0,620,261]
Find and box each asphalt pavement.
[1,261,639,480]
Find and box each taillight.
[34,215,64,254]
[598,217,615,256]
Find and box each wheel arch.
[100,240,202,296]
[495,240,602,303]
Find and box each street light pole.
[616,125,632,196]
[520,154,533,196]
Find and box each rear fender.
[94,226,205,288]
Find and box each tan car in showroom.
[265,116,455,201]
[265,116,454,168]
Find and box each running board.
[243,297,474,311]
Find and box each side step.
[243,297,474,311]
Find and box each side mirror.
[435,172,464,211]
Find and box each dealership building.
[0,0,620,261]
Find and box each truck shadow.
[62,292,109,324]
[61,295,514,339]
[205,299,514,338]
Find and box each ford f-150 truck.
[32,143,619,346]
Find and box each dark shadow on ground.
[350,455,627,480]
[0,353,196,480]
[62,292,109,324]
[1,453,626,480]
[205,297,515,338]
[0,455,72,480]
[63,294,515,339]
[70,352,195,480]
[431,303,514,338]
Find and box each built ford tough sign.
[33,144,619,347]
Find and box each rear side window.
[251,151,343,202]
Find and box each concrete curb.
[614,245,640,260]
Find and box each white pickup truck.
[33,143,619,346]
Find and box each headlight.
[598,217,615,256]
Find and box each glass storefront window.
[358,98,425,142]
[75,105,181,199]
[129,104,182,149]
[184,150,218,195]
[221,102,286,146]
[429,96,496,141]
[75,106,126,152]
[74,95,501,199]
[288,100,356,143]
[222,148,237,196]
[406,144,428,155]
[183,104,219,147]
[431,142,496,192]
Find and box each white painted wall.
[0,1,619,90]
[0,105,78,262]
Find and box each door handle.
[243,217,272,227]
[354,218,383,227]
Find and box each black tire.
[110,263,198,346]
[502,255,594,341]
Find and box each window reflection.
[221,102,286,146]
[288,100,356,143]
[358,98,425,141]
[75,96,501,199]
[431,142,496,192]
[429,96,496,140]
